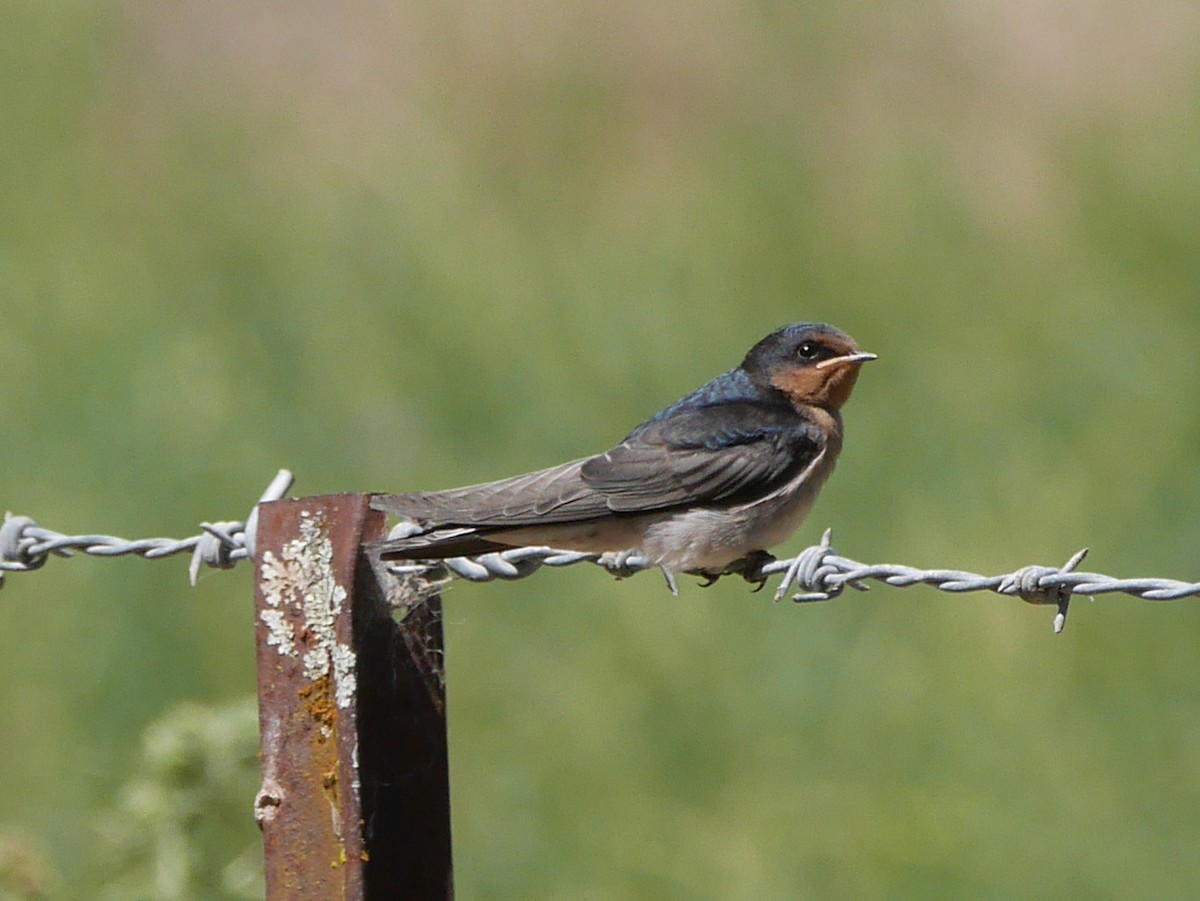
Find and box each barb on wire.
[0,470,294,588]
[384,527,1200,633]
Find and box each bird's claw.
[691,551,777,591]
[738,550,777,591]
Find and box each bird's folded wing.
[371,402,823,528]
[580,404,821,510]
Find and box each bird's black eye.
[797,341,821,361]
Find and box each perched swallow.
[372,323,874,584]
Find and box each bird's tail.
[370,457,603,559]
[370,524,516,560]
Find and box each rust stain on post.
[254,494,452,899]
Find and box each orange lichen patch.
[299,675,338,741]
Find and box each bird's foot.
[598,549,641,580]
[692,550,777,591]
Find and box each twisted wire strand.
[385,529,1200,633]
[4,475,1196,633]
[0,471,294,588]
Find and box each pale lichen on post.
[257,511,357,708]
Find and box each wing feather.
[372,457,609,526]
[580,404,821,510]
[372,401,823,535]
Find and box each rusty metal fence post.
[253,494,452,899]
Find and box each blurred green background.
[2,1,1199,898]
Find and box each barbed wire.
[0,471,294,588]
[3,472,1196,633]
[383,528,1200,634]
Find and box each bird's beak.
[816,351,877,369]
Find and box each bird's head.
[742,322,876,412]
